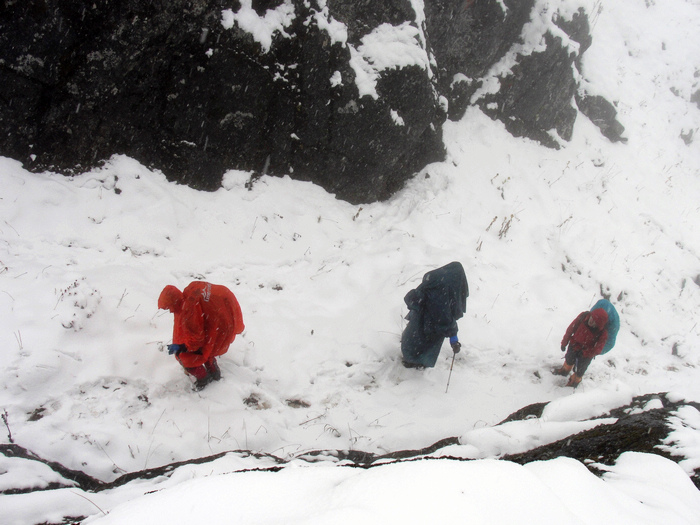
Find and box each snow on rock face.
[221,0,294,53]
[221,0,296,53]
[0,0,624,203]
[0,0,445,204]
[348,22,433,100]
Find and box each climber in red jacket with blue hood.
[158,281,244,391]
[554,307,608,388]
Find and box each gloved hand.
[168,344,187,356]
[449,336,461,354]
[561,344,567,352]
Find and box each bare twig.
[498,214,515,239]
[117,289,128,307]
[2,410,13,443]
[95,441,125,474]
[71,491,108,516]
[4,220,19,236]
[557,215,573,228]
[144,409,166,468]
[150,409,166,437]
[485,216,498,232]
[299,413,325,426]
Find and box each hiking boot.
[402,359,425,370]
[566,374,582,388]
[205,359,222,381]
[193,374,214,391]
[553,362,573,376]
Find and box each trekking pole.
[445,352,456,393]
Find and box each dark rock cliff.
[0,0,624,203]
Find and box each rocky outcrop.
[501,393,700,489]
[425,1,623,148]
[2,393,698,500]
[576,93,627,143]
[0,0,625,203]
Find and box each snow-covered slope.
[2,0,700,523]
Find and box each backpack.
[592,299,620,354]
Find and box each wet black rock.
[0,0,625,203]
[576,94,627,143]
[502,393,700,489]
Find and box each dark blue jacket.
[401,262,468,367]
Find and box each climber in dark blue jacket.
[401,262,469,368]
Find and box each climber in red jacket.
[158,281,245,391]
[554,307,608,388]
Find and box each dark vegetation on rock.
[0,0,626,203]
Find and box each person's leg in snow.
[553,349,591,388]
[553,346,578,376]
[401,359,425,370]
[553,361,573,376]
[205,357,221,381]
[567,354,592,388]
[185,365,214,391]
[553,349,590,388]
[566,374,582,388]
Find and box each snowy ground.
[2,0,700,523]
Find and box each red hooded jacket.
[158,282,244,368]
[561,308,609,359]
